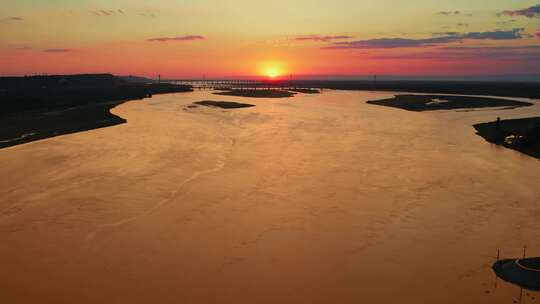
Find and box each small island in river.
[193,100,255,109]
[288,88,321,94]
[367,94,533,111]
[213,89,295,98]
[474,117,540,159]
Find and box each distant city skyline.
[1,0,540,78]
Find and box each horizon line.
[2,73,539,82]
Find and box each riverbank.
[0,74,193,149]
[0,100,128,149]
[474,117,540,159]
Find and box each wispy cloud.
[536,32,540,38]
[1,16,24,23]
[90,9,124,16]
[1,44,32,51]
[147,35,205,42]
[323,38,454,49]
[498,4,540,18]
[433,32,460,36]
[43,48,73,53]
[139,12,156,18]
[440,45,540,51]
[437,11,474,17]
[496,19,517,25]
[462,28,524,40]
[323,28,525,49]
[364,51,540,61]
[438,11,461,16]
[295,35,352,42]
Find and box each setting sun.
[259,61,287,79]
[264,67,281,79]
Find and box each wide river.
[1,90,539,303]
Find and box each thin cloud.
[322,28,525,49]
[1,16,24,23]
[463,28,524,40]
[433,32,460,36]
[147,35,205,42]
[438,11,460,16]
[1,44,32,50]
[536,32,540,37]
[437,45,540,56]
[365,51,540,61]
[441,45,540,51]
[324,37,456,49]
[497,19,517,25]
[43,49,73,53]
[295,35,352,42]
[498,4,540,18]
[90,9,124,16]
[139,12,156,18]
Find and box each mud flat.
[366,94,533,111]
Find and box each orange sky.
[1,1,539,78]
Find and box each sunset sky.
[1,0,540,78]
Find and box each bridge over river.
[164,79,321,91]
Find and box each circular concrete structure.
[493,258,540,291]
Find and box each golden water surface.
[1,90,539,303]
